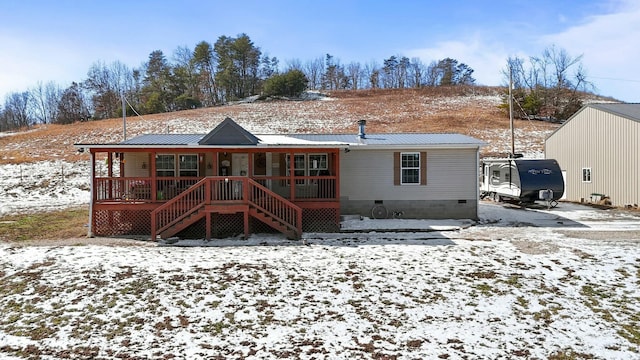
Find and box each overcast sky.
[1,0,639,103]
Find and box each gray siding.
[545,107,640,206]
[339,148,479,219]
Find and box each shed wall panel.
[546,107,640,206]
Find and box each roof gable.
[198,117,260,145]
[545,103,640,141]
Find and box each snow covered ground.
[0,92,637,358]
[1,201,639,359]
[0,160,90,216]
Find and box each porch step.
[159,207,205,239]
[249,207,298,240]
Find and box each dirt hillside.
[0,86,564,165]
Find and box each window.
[293,154,306,177]
[285,153,329,184]
[308,154,328,175]
[156,154,175,177]
[285,154,306,184]
[179,154,199,177]
[582,167,591,183]
[401,152,420,184]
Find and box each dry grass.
[0,207,88,242]
[0,86,560,165]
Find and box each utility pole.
[509,64,514,156]
[122,90,127,140]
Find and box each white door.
[231,153,249,176]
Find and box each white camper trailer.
[480,158,564,207]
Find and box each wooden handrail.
[151,177,208,240]
[150,176,304,240]
[247,178,302,238]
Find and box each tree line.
[0,33,477,132]
[502,45,592,121]
[0,31,588,132]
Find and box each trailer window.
[582,168,591,183]
[401,153,420,184]
[492,170,500,184]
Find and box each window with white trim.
[179,154,199,177]
[308,153,328,175]
[401,152,420,184]
[285,153,329,184]
[156,154,175,177]
[582,167,591,183]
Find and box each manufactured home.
[545,103,640,207]
[75,118,485,240]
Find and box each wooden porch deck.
[91,176,340,240]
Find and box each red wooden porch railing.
[95,175,337,203]
[150,177,303,240]
[247,178,302,237]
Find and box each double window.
[285,153,328,184]
[155,154,199,177]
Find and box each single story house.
[75,118,485,240]
[545,103,640,207]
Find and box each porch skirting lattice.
[93,208,340,239]
[94,209,152,237]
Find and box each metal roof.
[115,132,485,148]
[118,133,485,146]
[589,103,640,122]
[287,133,486,146]
[120,134,203,145]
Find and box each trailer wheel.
[492,192,501,202]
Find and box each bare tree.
[303,57,324,90]
[408,57,426,88]
[57,82,90,124]
[30,81,62,124]
[3,91,32,129]
[346,62,362,90]
[502,45,592,120]
[285,58,303,71]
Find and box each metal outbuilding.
[545,103,640,207]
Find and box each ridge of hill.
[0,86,614,165]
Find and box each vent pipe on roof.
[357,119,366,139]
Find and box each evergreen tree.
[263,70,308,97]
[192,41,218,106]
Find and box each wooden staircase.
[151,177,302,240]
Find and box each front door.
[232,153,249,176]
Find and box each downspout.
[88,151,95,237]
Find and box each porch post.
[150,151,157,201]
[107,152,113,199]
[87,151,95,237]
[289,151,295,200]
[334,149,341,225]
